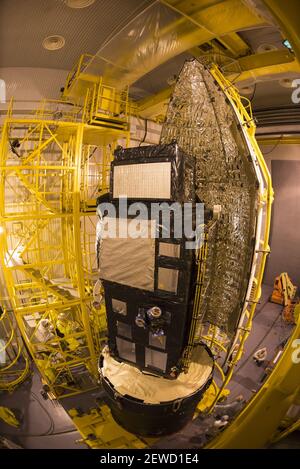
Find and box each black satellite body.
[98,142,207,378]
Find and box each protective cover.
[99,218,156,291]
[82,1,261,89]
[160,60,258,336]
[99,343,215,436]
[83,2,198,88]
[101,344,214,404]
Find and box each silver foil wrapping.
[160,60,258,336]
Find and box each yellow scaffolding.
[0,88,129,397]
[63,54,130,130]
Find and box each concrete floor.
[228,284,293,401]
[0,369,86,449]
[0,284,297,449]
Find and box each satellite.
[97,59,264,436]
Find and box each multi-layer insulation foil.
[99,218,156,292]
[160,60,258,336]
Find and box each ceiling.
[0,0,299,118]
[0,0,154,69]
[239,25,285,53]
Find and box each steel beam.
[137,50,300,120]
[163,0,266,33]
[137,87,173,120]
[89,0,266,88]
[217,32,250,57]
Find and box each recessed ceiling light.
[279,77,294,88]
[43,35,65,51]
[64,0,95,8]
[239,85,255,95]
[257,43,277,54]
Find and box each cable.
[233,310,284,375]
[1,392,54,437]
[87,146,98,160]
[30,391,55,435]
[249,83,257,103]
[47,429,78,436]
[0,391,80,438]
[0,428,78,438]
[263,135,284,155]
[139,118,148,146]
[231,71,243,85]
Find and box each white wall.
[262,143,300,170]
[261,143,300,286]
[0,67,69,104]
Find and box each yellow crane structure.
[0,62,130,397]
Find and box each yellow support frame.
[0,97,129,397]
[0,57,280,447]
[68,404,152,449]
[87,81,129,131]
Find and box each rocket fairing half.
[97,59,260,436]
[160,59,259,338]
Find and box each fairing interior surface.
[161,60,259,337]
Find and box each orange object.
[270,273,297,306]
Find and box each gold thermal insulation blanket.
[160,60,258,336]
[101,345,213,404]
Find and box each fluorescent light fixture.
[283,39,294,52]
